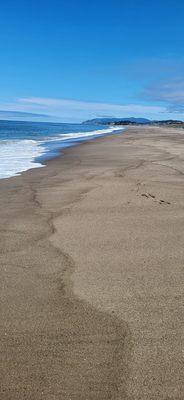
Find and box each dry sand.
[0,126,184,399]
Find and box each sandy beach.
[0,125,184,399]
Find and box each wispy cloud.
[143,78,184,113]
[0,95,182,122]
[144,79,184,102]
[0,110,49,120]
[96,57,184,84]
[16,97,166,121]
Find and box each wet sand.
[0,126,184,399]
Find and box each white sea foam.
[39,126,124,143]
[0,139,45,179]
[0,126,124,179]
[57,125,124,140]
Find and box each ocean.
[0,120,123,179]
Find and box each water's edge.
[0,122,124,179]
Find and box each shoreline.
[33,127,126,178]
[0,127,126,185]
[1,125,184,399]
[0,124,125,181]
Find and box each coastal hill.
[83,117,150,125]
[83,117,184,128]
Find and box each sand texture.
[0,126,184,399]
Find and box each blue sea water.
[0,120,124,179]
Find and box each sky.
[0,0,184,122]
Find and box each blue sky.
[0,0,184,122]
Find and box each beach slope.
[0,126,184,399]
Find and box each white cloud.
[0,96,180,122]
[17,97,166,121]
[143,79,184,109]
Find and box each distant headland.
[83,117,184,128]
